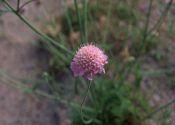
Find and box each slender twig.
[19,0,34,11]
[2,0,73,55]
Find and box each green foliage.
[35,1,156,124]
[61,6,91,36]
[71,78,150,125]
[160,110,172,125]
[2,0,174,124]
[38,0,161,74]
[116,2,138,25]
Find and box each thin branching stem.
[144,98,175,120]
[2,0,73,55]
[0,70,95,113]
[147,0,173,35]
[19,0,34,11]
[17,0,20,11]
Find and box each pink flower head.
[70,44,108,80]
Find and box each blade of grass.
[82,0,88,42]
[141,0,154,51]
[62,0,73,33]
[102,0,113,44]
[74,0,84,42]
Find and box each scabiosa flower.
[70,44,108,80]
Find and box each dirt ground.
[0,0,175,125]
[0,0,71,125]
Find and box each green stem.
[65,11,73,33]
[19,0,34,11]
[83,0,88,42]
[0,70,70,106]
[62,0,73,33]
[142,0,153,43]
[0,70,95,112]
[102,0,113,44]
[2,0,73,55]
[139,0,153,53]
[17,0,20,10]
[74,0,84,42]
[0,9,11,13]
[80,80,93,124]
